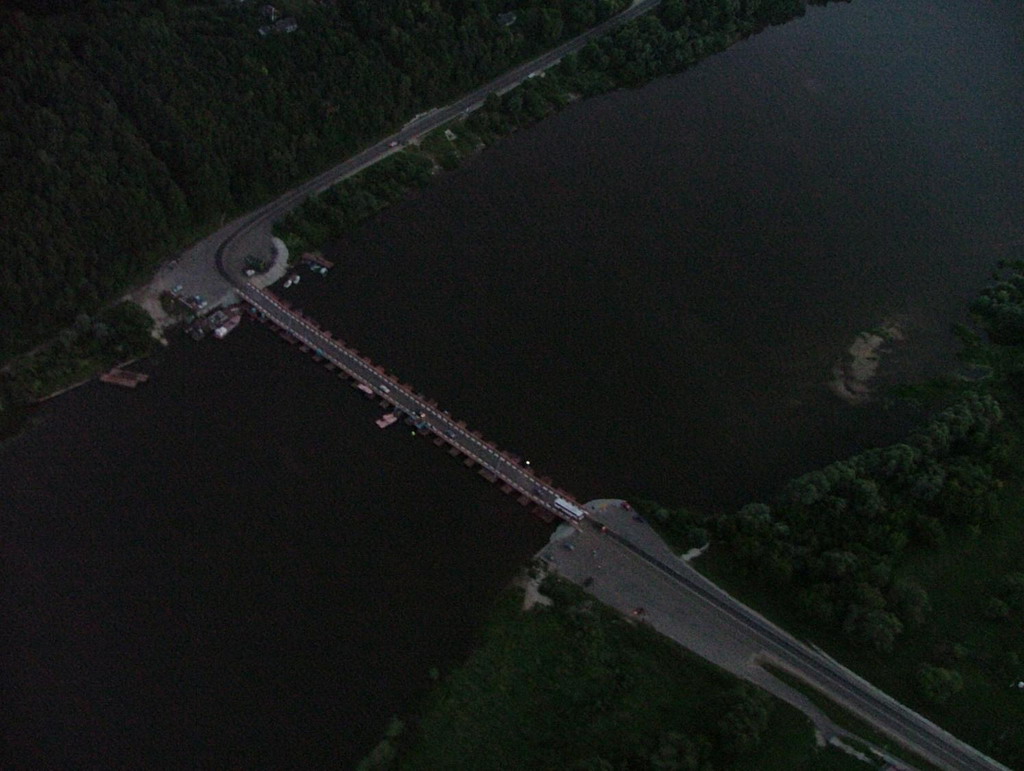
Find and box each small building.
[496,12,517,27]
[261,4,279,21]
[274,17,298,33]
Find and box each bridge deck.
[240,285,585,523]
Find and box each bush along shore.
[357,573,868,770]
[3,0,640,364]
[274,0,848,255]
[0,301,157,435]
[639,260,1024,768]
[2,0,642,421]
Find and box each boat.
[213,315,241,339]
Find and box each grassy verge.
[274,0,833,261]
[761,663,941,771]
[690,477,1024,767]
[0,301,157,426]
[359,573,872,770]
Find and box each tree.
[984,597,1010,622]
[1001,572,1024,612]
[889,579,931,628]
[916,664,963,705]
[649,731,707,770]
[843,606,903,653]
[714,684,772,756]
[797,583,836,625]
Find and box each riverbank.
[643,264,1024,768]
[276,0,830,255]
[0,301,158,431]
[359,571,865,770]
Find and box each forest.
[0,0,639,366]
[0,0,838,378]
[277,0,837,255]
[642,261,1024,767]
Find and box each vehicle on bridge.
[554,497,586,521]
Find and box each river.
[2,0,1022,766]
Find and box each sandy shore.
[828,321,904,404]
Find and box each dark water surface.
[3,0,1023,766]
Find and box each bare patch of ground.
[514,565,554,611]
[829,320,905,404]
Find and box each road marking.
[247,288,572,516]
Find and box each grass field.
[361,574,874,770]
[761,663,941,771]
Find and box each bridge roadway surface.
[237,285,579,522]
[207,2,1006,767]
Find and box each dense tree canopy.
[1,0,635,360]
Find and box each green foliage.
[690,383,1011,653]
[982,596,1010,622]
[713,683,773,756]
[1,0,634,362]
[1000,571,1024,612]
[665,262,1024,767]
[275,153,433,255]
[374,578,857,770]
[1,300,155,405]
[916,664,964,706]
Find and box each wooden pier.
[99,368,150,388]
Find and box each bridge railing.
[241,285,586,523]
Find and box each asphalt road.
[211,0,662,287]
[542,502,1009,771]
[199,0,666,519]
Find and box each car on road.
[388,140,399,148]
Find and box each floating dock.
[300,251,334,269]
[99,368,149,388]
[376,413,399,429]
